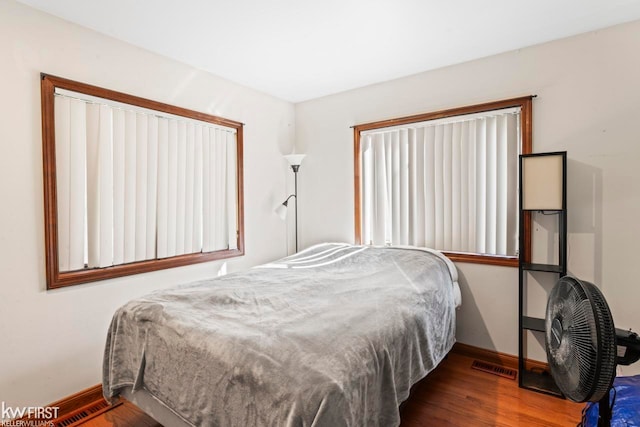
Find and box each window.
[41,74,244,289]
[353,97,532,266]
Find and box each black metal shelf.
[522,316,545,332]
[520,369,563,397]
[518,151,567,398]
[521,263,564,274]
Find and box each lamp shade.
[275,203,288,220]
[284,154,306,167]
[521,152,566,210]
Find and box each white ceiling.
[17,0,640,103]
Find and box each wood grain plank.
[79,401,161,427]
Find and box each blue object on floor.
[581,375,640,426]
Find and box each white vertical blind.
[184,123,195,255]
[360,107,521,257]
[202,128,236,252]
[167,120,178,258]
[86,103,113,268]
[135,113,148,262]
[176,121,187,256]
[146,116,159,260]
[193,125,204,251]
[485,116,497,255]
[506,116,519,255]
[55,96,71,271]
[54,92,239,272]
[226,131,239,250]
[424,127,435,249]
[202,128,212,252]
[55,97,87,271]
[156,117,169,259]
[123,110,137,264]
[213,129,223,250]
[112,109,126,265]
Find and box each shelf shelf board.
[520,369,564,398]
[520,263,564,273]
[522,316,545,332]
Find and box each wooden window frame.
[353,96,533,267]
[41,73,245,289]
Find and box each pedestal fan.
[545,276,640,426]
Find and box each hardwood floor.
[399,353,582,426]
[76,353,583,426]
[78,401,161,427]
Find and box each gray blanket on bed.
[103,243,457,427]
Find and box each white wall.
[0,0,295,408]
[296,20,640,373]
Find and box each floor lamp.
[275,154,305,252]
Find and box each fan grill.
[584,281,617,401]
[545,276,616,402]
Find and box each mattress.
[103,243,459,426]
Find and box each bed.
[103,243,461,426]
